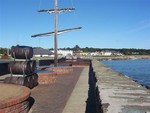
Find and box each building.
[100,50,112,56]
[90,52,100,56]
[80,52,89,56]
[33,48,54,57]
[51,50,73,57]
[100,50,123,56]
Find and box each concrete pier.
[1,59,150,113]
[92,59,150,113]
[62,67,89,113]
[28,59,150,113]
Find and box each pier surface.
[62,67,89,113]
[29,66,89,113]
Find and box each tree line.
[1,45,150,55]
[54,45,150,55]
[0,48,7,55]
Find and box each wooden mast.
[54,0,58,66]
[31,0,81,67]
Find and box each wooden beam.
[37,8,75,13]
[31,27,82,38]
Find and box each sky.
[0,0,150,49]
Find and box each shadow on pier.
[85,63,103,113]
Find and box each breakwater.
[91,59,150,113]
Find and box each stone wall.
[91,59,150,113]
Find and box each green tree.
[73,45,81,52]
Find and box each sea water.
[101,59,150,87]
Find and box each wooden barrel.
[26,76,34,89]
[17,77,28,86]
[4,77,12,84]
[32,73,38,86]
[29,60,36,73]
[11,46,33,59]
[4,77,28,87]
[8,61,33,75]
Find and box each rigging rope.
[70,0,76,19]
[38,0,42,10]
[39,38,41,48]
[38,0,42,48]
[70,0,75,8]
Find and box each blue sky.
[0,0,150,49]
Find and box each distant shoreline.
[94,55,150,60]
[1,55,150,62]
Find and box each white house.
[51,50,73,57]
[100,50,123,56]
[101,50,112,56]
[90,52,100,56]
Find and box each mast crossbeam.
[31,27,82,38]
[38,8,75,13]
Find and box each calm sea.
[101,59,150,87]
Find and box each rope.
[70,0,75,8]
[10,67,13,77]
[25,48,28,61]
[13,52,16,61]
[70,0,76,20]
[38,0,42,10]
[22,62,25,77]
[39,38,41,48]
